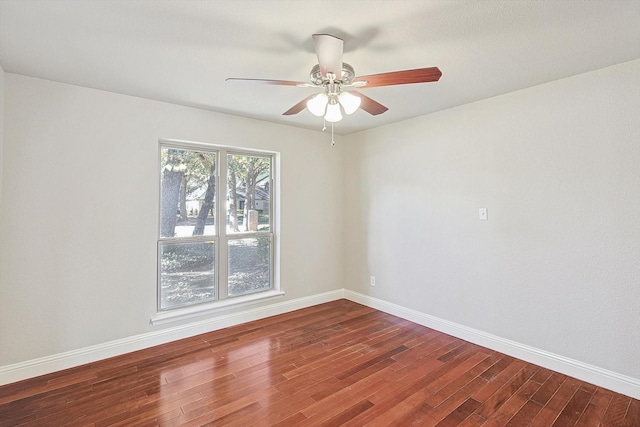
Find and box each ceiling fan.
[227,34,442,124]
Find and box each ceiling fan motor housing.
[310,63,355,86]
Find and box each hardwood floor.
[1,300,638,426]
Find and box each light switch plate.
[479,208,488,220]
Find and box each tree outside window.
[158,144,274,311]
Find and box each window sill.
[150,290,285,326]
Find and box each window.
[158,143,275,311]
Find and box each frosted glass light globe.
[306,93,328,116]
[338,92,361,115]
[324,102,343,122]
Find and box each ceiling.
[1,0,639,135]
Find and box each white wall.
[0,74,344,366]
[2,58,639,394]
[344,59,640,380]
[0,64,4,214]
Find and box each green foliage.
[161,147,216,196]
[227,155,270,186]
[228,154,270,210]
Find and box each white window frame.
[153,140,281,325]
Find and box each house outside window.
[158,142,275,311]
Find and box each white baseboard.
[343,290,640,400]
[3,288,640,401]
[0,289,345,386]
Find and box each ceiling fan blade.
[351,91,388,115]
[226,78,306,86]
[354,67,442,88]
[312,34,344,78]
[283,94,316,116]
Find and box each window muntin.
[158,143,275,311]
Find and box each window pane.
[228,237,271,297]
[160,147,216,238]
[226,154,270,234]
[160,241,216,309]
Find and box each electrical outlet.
[370,276,376,287]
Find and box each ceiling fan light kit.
[227,33,442,131]
[304,70,362,122]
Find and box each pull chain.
[331,122,335,146]
[320,119,335,146]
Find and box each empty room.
[0,0,639,425]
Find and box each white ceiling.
[1,0,639,135]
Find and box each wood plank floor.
[1,300,638,426]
